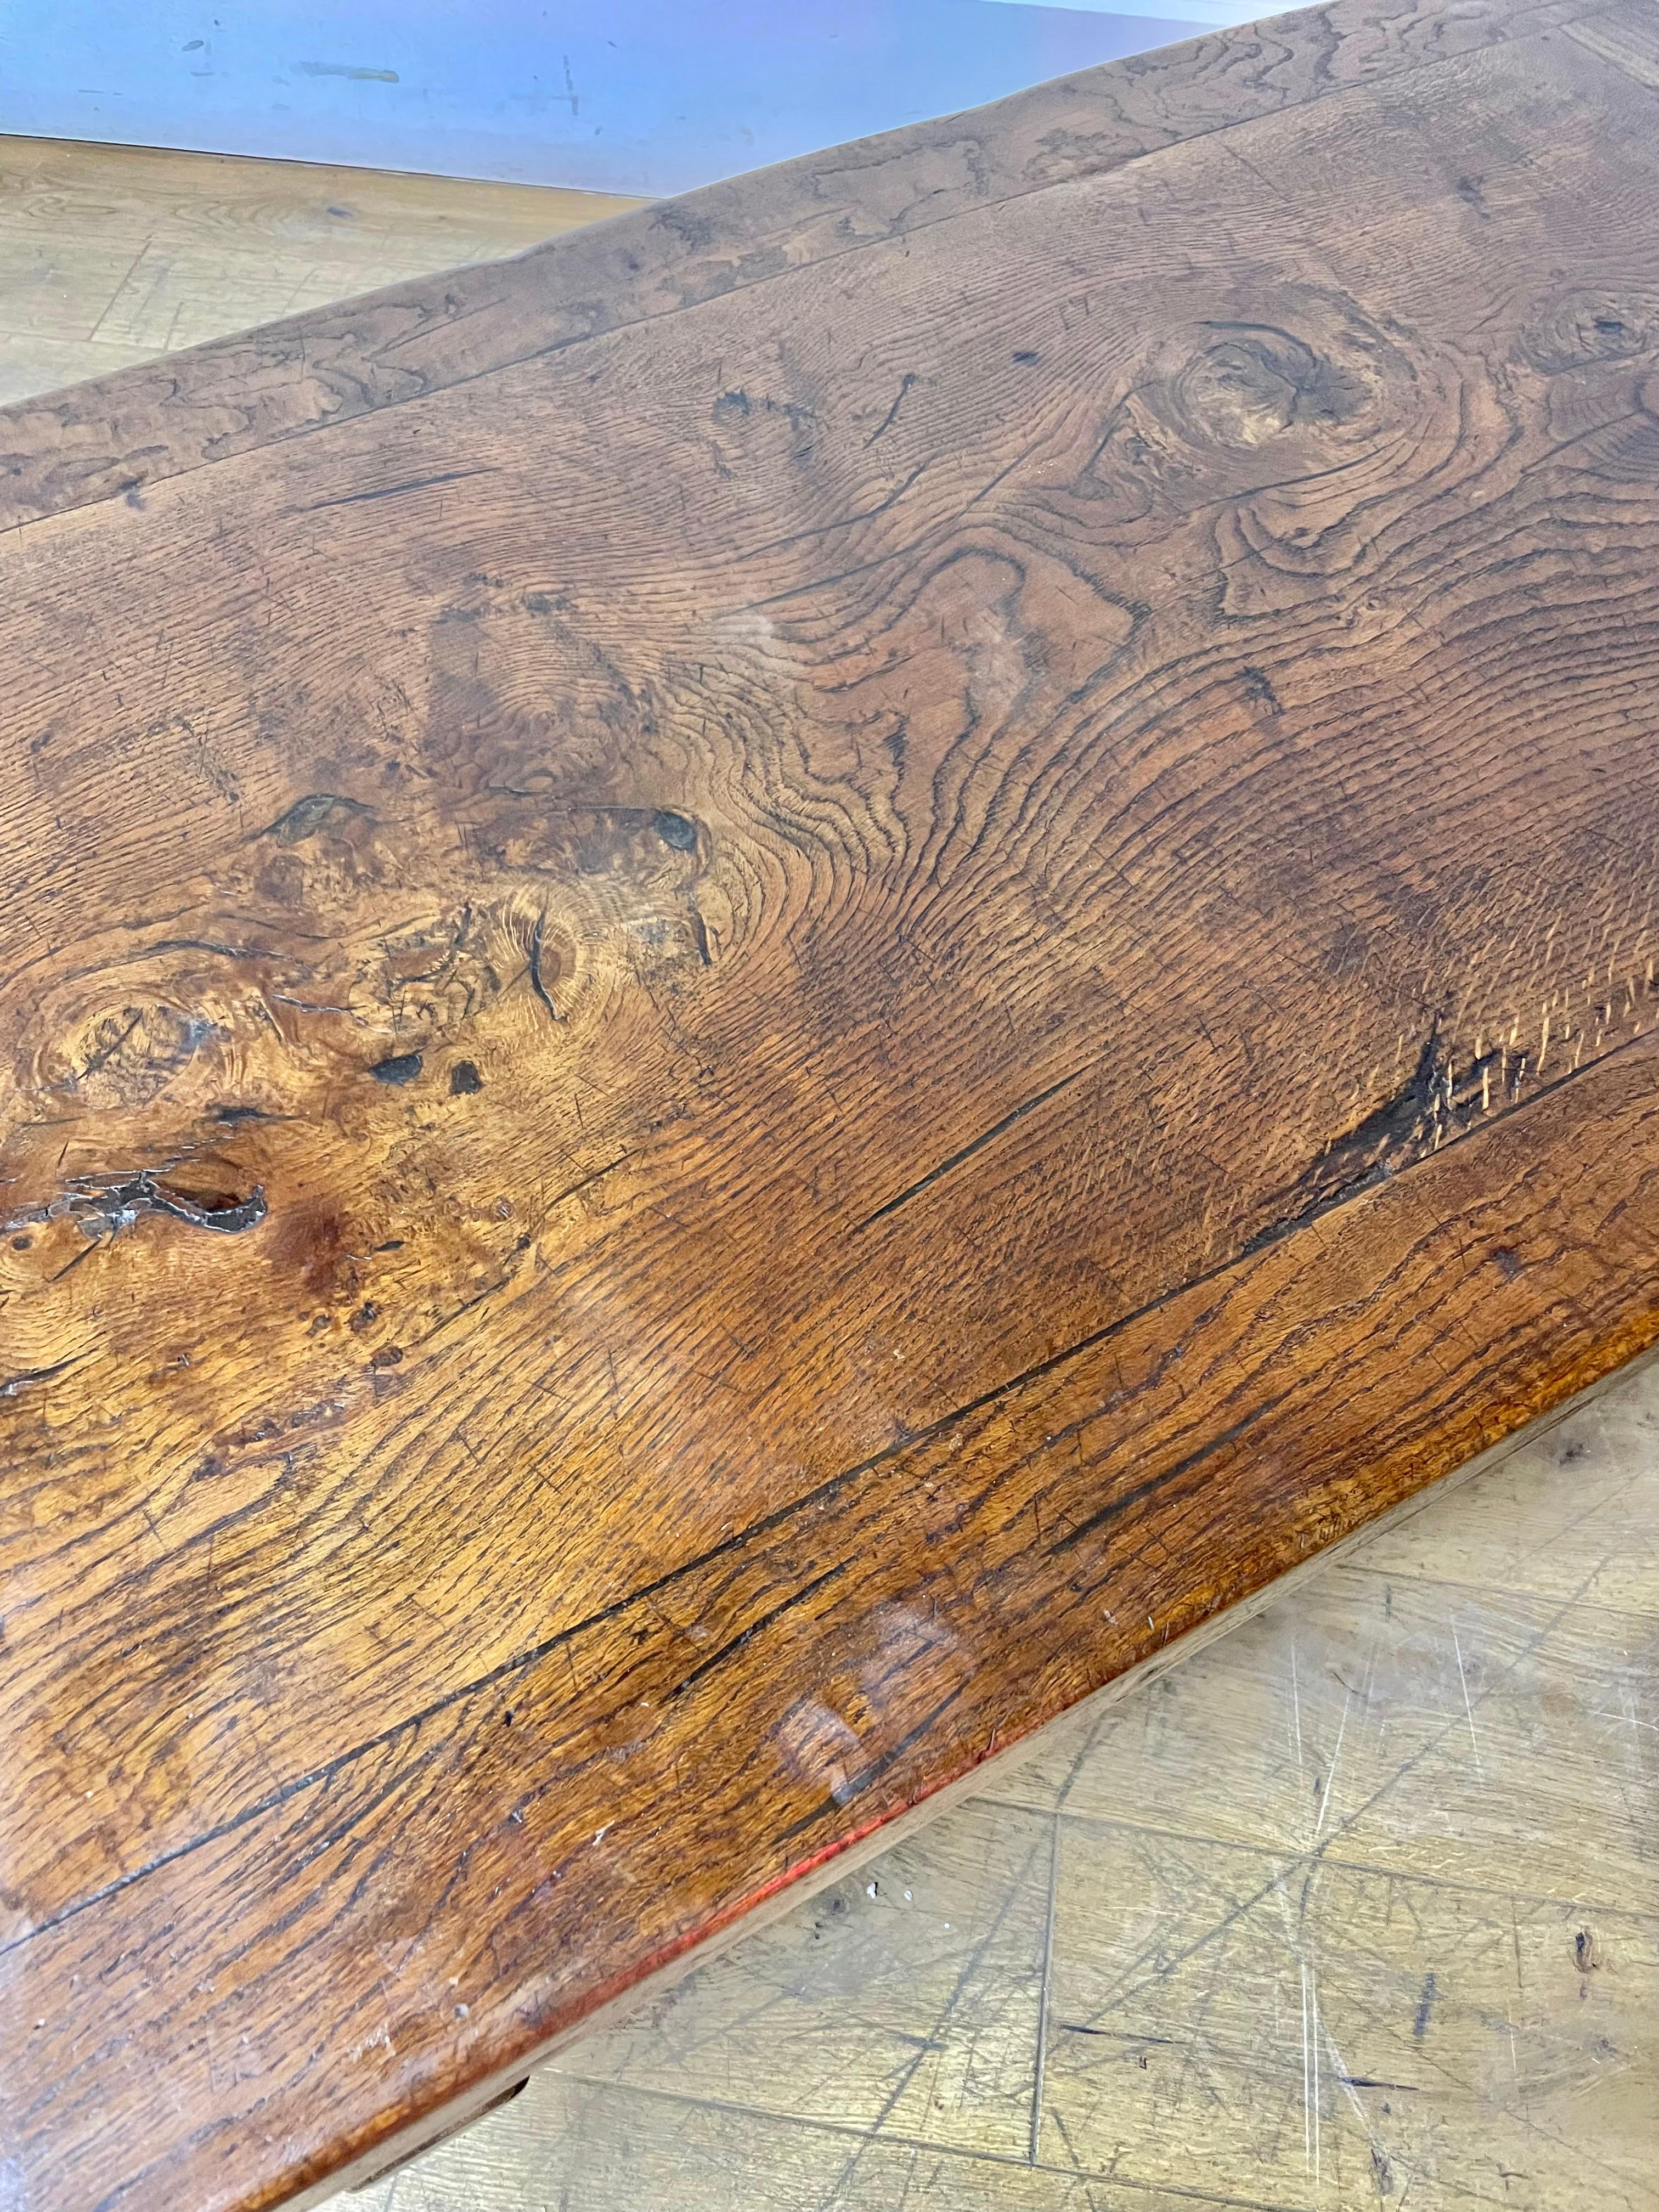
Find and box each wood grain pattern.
[356,1364,1659,2212]
[5,2,1659,2203]
[0,135,645,410]
[0,0,1601,530]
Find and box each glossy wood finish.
[5,2,1659,2203]
[354,1362,1659,2212]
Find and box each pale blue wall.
[0,2,1220,196]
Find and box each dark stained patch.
[1240,664,1282,715]
[371,1053,423,1086]
[259,793,371,844]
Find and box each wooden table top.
[352,1361,1659,2212]
[5,1,1659,2203]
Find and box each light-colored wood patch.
[0,133,645,403]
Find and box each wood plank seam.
[0,0,1622,534]
[7,4,1659,2201]
[5,1012,1653,1967]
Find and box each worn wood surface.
[349,1365,1658,2212]
[9,158,1650,2212]
[5,1,1659,2203]
[0,0,1615,529]
[0,134,644,410]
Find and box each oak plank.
[0,0,1607,531]
[363,1365,1659,2212]
[4,5,1659,2205]
[9,1019,1659,2210]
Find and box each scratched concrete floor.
[8,132,1653,2212]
